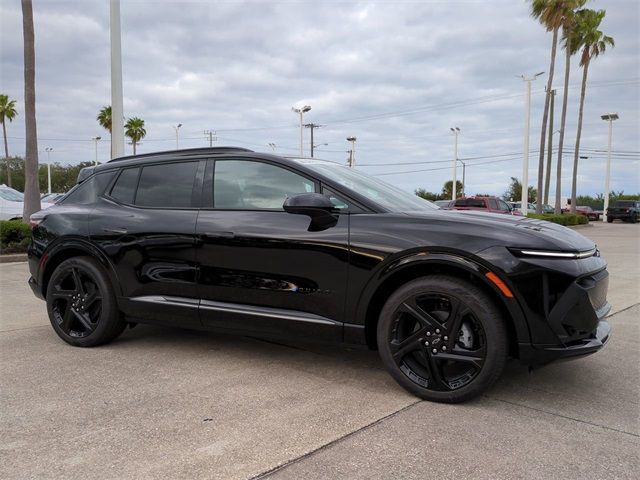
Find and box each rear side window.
[60,171,115,205]
[135,161,198,208]
[488,198,498,210]
[110,167,140,204]
[455,198,486,208]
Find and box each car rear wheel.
[377,275,508,403]
[46,257,126,347]
[607,217,614,223]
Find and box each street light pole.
[459,159,466,196]
[45,147,53,194]
[292,105,311,156]
[92,136,101,165]
[346,136,357,167]
[173,123,182,149]
[450,127,460,200]
[268,143,276,152]
[110,0,124,159]
[601,113,619,222]
[520,72,543,216]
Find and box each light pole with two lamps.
[601,112,619,222]
[292,105,311,156]
[173,124,182,149]
[92,136,101,165]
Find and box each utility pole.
[459,159,466,197]
[450,127,460,200]
[305,123,322,158]
[45,147,52,194]
[520,72,543,216]
[601,113,619,222]
[292,105,311,156]
[543,89,556,205]
[110,0,124,159]
[346,136,357,167]
[204,130,217,147]
[173,123,182,149]
[92,136,101,165]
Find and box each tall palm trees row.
[97,105,147,155]
[0,94,18,186]
[530,0,614,214]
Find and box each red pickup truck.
[450,196,522,215]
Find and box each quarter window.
[214,160,315,210]
[135,162,198,208]
[60,171,116,205]
[110,167,140,205]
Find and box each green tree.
[97,105,112,133]
[21,0,41,221]
[530,0,585,214]
[125,117,146,155]
[0,94,18,187]
[441,180,464,199]
[503,177,537,203]
[568,8,614,213]
[415,188,442,201]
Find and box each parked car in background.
[41,193,66,204]
[533,203,555,214]
[450,196,519,215]
[576,206,598,221]
[606,200,640,223]
[27,147,611,403]
[1,184,53,220]
[434,199,453,208]
[509,202,536,215]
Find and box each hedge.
[527,213,589,226]
[0,220,32,254]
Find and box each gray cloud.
[1,0,638,197]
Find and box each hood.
[402,209,596,252]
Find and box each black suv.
[28,147,611,403]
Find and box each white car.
[0,185,52,221]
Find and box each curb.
[569,223,594,230]
[0,253,28,264]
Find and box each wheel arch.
[360,252,530,358]
[40,239,122,299]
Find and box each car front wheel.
[377,275,508,403]
[46,256,126,347]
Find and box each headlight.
[509,247,597,259]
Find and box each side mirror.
[283,193,338,231]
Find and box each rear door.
[195,158,349,341]
[89,159,204,327]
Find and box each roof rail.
[106,146,254,163]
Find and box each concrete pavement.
[0,221,638,479]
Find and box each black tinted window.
[135,162,198,208]
[214,160,315,210]
[61,171,115,205]
[454,198,486,208]
[110,167,140,204]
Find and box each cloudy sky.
[1,0,638,197]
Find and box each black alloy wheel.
[378,275,508,403]
[46,257,126,347]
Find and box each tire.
[607,217,614,223]
[46,256,126,347]
[377,275,508,403]
[631,214,638,224]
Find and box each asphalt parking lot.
[1,222,638,479]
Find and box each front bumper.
[519,319,611,365]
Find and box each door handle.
[201,231,235,239]
[103,227,128,234]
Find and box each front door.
[195,158,349,341]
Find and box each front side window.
[214,160,315,210]
[497,199,511,212]
[135,162,198,208]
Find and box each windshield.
[0,188,24,202]
[615,201,635,207]
[299,160,438,213]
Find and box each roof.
[106,146,254,164]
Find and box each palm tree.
[0,94,18,186]
[21,0,41,220]
[97,105,112,132]
[555,0,585,214]
[125,117,146,155]
[530,0,585,214]
[568,9,614,213]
